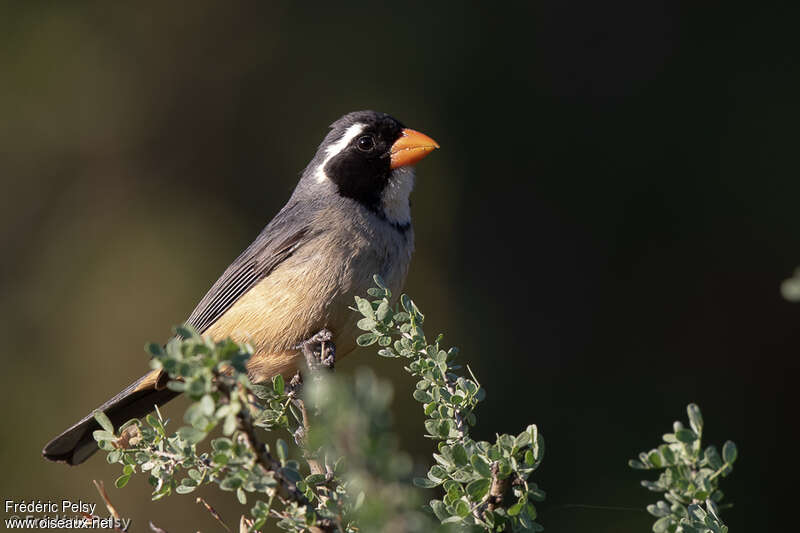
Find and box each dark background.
[1,1,797,531]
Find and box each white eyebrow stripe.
[315,123,365,183]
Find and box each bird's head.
[301,110,439,228]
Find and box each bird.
[42,110,439,465]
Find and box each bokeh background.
[2,1,798,531]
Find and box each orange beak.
[390,128,440,169]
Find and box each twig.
[289,376,326,477]
[214,332,339,532]
[79,480,126,532]
[486,462,509,513]
[92,480,120,520]
[443,378,467,435]
[196,497,231,532]
[149,522,169,533]
[239,515,254,533]
[222,377,308,506]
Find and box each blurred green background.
[1,1,797,531]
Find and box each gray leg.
[297,328,336,373]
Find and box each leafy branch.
[93,331,347,532]
[353,275,546,532]
[629,404,737,533]
[91,275,546,532]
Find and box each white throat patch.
[315,123,365,183]
[380,166,415,226]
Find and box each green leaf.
[413,389,432,403]
[355,296,375,319]
[648,451,663,468]
[454,500,470,518]
[452,444,468,467]
[507,502,523,516]
[175,324,199,339]
[114,474,130,489]
[223,414,236,435]
[93,411,114,434]
[145,342,164,356]
[653,516,672,533]
[199,394,215,417]
[424,419,440,437]
[393,312,410,323]
[429,499,448,521]
[526,450,536,466]
[181,478,198,488]
[376,301,390,321]
[356,332,379,346]
[177,426,206,444]
[167,381,187,392]
[687,403,703,435]
[515,430,531,448]
[273,374,285,395]
[675,428,697,443]
[366,287,385,298]
[705,446,723,469]
[213,453,228,465]
[466,478,491,501]
[220,477,243,491]
[471,455,492,478]
[722,441,737,464]
[429,465,448,482]
[212,437,233,451]
[629,459,646,469]
[305,474,326,486]
[357,317,377,330]
[378,335,392,347]
[660,444,676,464]
[237,487,247,505]
[647,502,669,518]
[280,467,302,483]
[276,438,288,463]
[187,378,205,398]
[414,477,440,488]
[93,430,115,443]
[400,294,413,313]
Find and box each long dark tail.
[42,369,178,465]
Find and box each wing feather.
[186,202,311,334]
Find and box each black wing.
[186,201,312,334]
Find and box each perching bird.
[43,110,438,465]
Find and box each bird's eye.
[356,135,375,152]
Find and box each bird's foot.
[297,328,336,374]
[293,425,306,447]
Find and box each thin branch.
[286,371,326,477]
[486,462,509,513]
[92,480,120,520]
[149,522,169,533]
[195,497,231,532]
[232,380,308,504]
[443,377,467,435]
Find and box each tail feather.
[42,369,178,465]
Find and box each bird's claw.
[293,426,306,447]
[297,328,336,374]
